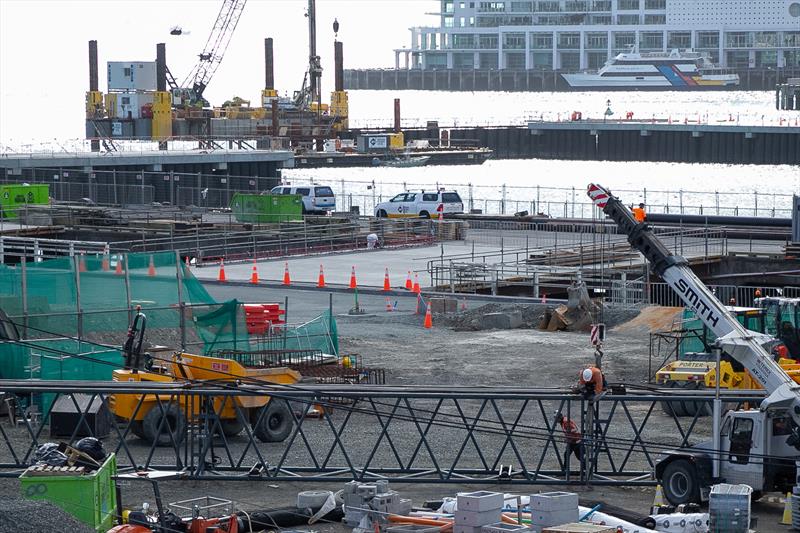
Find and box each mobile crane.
[587,183,800,505]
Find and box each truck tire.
[662,459,700,505]
[129,420,146,440]
[376,209,387,218]
[681,382,711,417]
[419,211,430,219]
[252,400,293,443]
[661,381,688,417]
[142,403,187,447]
[219,418,245,437]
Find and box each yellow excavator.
[654,300,800,416]
[108,309,301,446]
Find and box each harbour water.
[285,89,799,218]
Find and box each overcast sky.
[0,0,436,144]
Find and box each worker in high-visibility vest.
[632,202,646,223]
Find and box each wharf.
[293,147,492,168]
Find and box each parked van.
[374,190,464,218]
[270,185,336,214]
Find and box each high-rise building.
[393,0,800,71]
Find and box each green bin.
[20,453,117,532]
[230,192,303,223]
[0,183,49,218]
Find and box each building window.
[479,52,499,68]
[504,33,526,49]
[697,31,719,49]
[453,34,476,48]
[613,32,636,49]
[123,67,132,77]
[445,1,454,13]
[506,52,526,68]
[640,32,663,50]
[453,52,475,68]
[557,32,580,49]
[725,32,752,48]
[560,52,580,70]
[426,53,448,69]
[460,2,466,8]
[444,16,454,27]
[617,14,639,25]
[644,0,665,9]
[469,16,475,25]
[479,34,499,48]
[479,2,506,11]
[790,2,800,17]
[531,32,553,49]
[531,51,553,68]
[590,14,612,24]
[591,0,611,10]
[617,0,639,10]
[510,1,532,11]
[726,51,749,68]
[667,31,691,49]
[587,51,608,68]
[754,32,778,48]
[585,32,607,49]
[564,1,588,10]
[644,14,665,24]
[784,31,800,47]
[536,1,559,11]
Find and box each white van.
[270,185,336,214]
[374,190,464,218]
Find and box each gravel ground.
[0,498,95,533]
[0,286,787,532]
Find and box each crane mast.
[587,183,800,426]
[181,0,247,106]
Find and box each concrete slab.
[192,241,504,289]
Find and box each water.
[283,90,800,218]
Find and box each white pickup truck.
[374,190,464,219]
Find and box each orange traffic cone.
[115,255,124,275]
[423,302,433,329]
[317,264,326,288]
[438,205,444,222]
[282,262,291,286]
[218,259,227,282]
[383,268,391,291]
[147,255,156,277]
[412,274,421,294]
[541,292,547,304]
[185,256,190,269]
[101,245,110,271]
[349,266,357,289]
[405,271,412,290]
[385,297,393,312]
[78,253,87,273]
[250,259,259,284]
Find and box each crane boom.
[587,183,800,424]
[181,0,247,105]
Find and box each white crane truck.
[587,183,800,505]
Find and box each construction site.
[1,1,800,533]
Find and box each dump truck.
[109,310,301,446]
[589,183,800,505]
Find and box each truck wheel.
[419,211,430,219]
[252,400,293,443]
[219,418,245,437]
[376,209,387,218]
[142,404,187,447]
[682,382,711,417]
[661,381,688,417]
[129,420,146,439]
[662,459,700,505]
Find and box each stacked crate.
[709,484,751,533]
[243,303,285,335]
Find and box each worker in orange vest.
[555,411,584,465]
[632,202,646,223]
[577,366,607,399]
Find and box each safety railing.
[0,236,108,263]
[0,381,765,484]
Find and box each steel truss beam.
[0,381,763,485]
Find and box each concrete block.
[455,509,502,526]
[482,312,523,329]
[344,481,360,494]
[481,522,531,533]
[397,498,413,516]
[457,491,505,512]
[357,484,378,497]
[387,526,441,533]
[454,526,483,533]
[529,510,579,530]
[430,297,458,314]
[530,492,579,512]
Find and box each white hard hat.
[582,368,593,382]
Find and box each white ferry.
[562,49,740,90]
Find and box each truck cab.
[656,409,797,504]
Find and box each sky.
[0,0,436,145]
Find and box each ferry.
[562,49,740,90]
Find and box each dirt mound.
[613,305,682,334]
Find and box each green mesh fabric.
[194,299,252,354]
[250,311,339,355]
